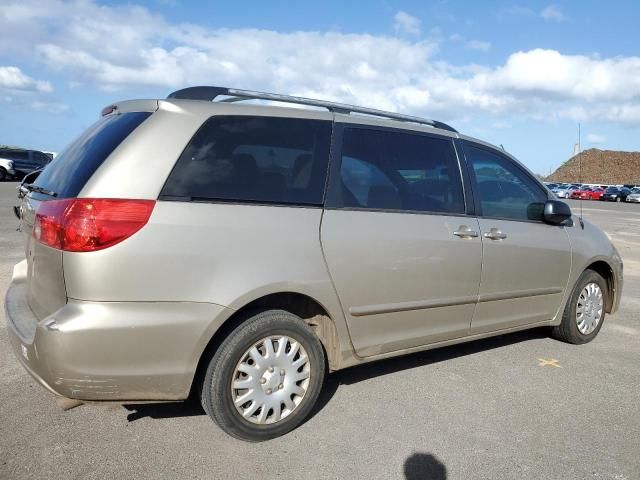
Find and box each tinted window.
[464,143,547,221]
[3,150,28,161]
[337,127,464,214]
[33,151,50,166]
[161,116,331,205]
[33,112,151,198]
[605,187,619,193]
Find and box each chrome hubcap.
[576,283,603,335]
[231,336,310,425]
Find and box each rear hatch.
[19,109,153,320]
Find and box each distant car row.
[544,182,640,203]
[0,148,52,181]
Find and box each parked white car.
[552,185,576,198]
[626,188,640,203]
[0,157,16,181]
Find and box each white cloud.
[540,5,566,22]
[499,5,536,19]
[0,1,639,126]
[500,4,567,22]
[393,11,421,35]
[30,100,69,113]
[466,40,491,52]
[0,66,52,92]
[586,133,607,144]
[472,49,640,103]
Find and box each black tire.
[200,309,326,441]
[0,168,6,182]
[552,270,607,344]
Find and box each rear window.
[33,112,151,198]
[160,116,332,206]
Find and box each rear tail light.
[33,198,155,252]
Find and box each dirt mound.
[547,149,640,184]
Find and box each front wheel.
[552,270,607,344]
[200,309,326,441]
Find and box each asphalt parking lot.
[0,184,638,480]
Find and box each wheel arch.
[585,260,616,313]
[191,291,341,397]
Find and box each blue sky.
[1,0,639,175]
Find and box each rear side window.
[161,116,332,206]
[463,142,547,221]
[33,112,151,198]
[334,127,464,214]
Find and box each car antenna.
[578,123,584,229]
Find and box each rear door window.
[332,126,465,214]
[161,116,332,206]
[33,112,151,198]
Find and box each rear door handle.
[453,225,479,238]
[484,228,507,240]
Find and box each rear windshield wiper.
[22,183,58,198]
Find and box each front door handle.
[453,225,479,238]
[484,228,507,240]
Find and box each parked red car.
[570,187,604,200]
[588,188,605,200]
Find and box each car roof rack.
[167,86,457,133]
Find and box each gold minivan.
[5,86,623,441]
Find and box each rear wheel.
[552,270,607,344]
[0,168,6,181]
[200,309,326,441]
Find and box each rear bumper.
[4,260,233,401]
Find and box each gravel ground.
[0,186,638,480]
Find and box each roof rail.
[167,86,457,133]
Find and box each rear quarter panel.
[62,203,353,364]
[64,102,355,368]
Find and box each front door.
[321,125,482,357]
[462,141,572,334]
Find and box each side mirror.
[543,199,572,225]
